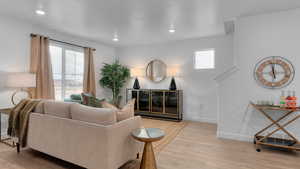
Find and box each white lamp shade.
[6,72,36,88]
[131,68,144,77]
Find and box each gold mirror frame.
[146,59,167,83]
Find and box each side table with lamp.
[6,72,36,105]
[0,72,36,147]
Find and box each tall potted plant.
[99,61,130,106]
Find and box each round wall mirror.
[146,59,167,82]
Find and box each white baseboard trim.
[184,117,217,124]
[217,131,252,142]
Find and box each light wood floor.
[0,120,299,169]
[157,121,300,169]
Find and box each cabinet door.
[165,91,178,115]
[151,91,164,113]
[139,91,150,111]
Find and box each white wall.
[117,35,234,123]
[0,15,115,109]
[217,9,300,141]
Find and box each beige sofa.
[27,101,142,169]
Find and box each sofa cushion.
[44,101,74,118]
[101,99,135,122]
[70,104,117,126]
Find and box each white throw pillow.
[70,104,117,126]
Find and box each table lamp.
[130,68,144,89]
[6,72,36,105]
[167,67,179,90]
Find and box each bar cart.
[250,102,300,152]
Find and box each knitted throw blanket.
[7,99,41,148]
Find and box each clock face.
[254,56,295,89]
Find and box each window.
[50,43,84,100]
[194,49,215,69]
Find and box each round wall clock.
[254,56,295,89]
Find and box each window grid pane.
[194,49,215,69]
[50,45,63,100]
[50,44,84,100]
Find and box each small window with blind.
[49,42,84,100]
[194,49,215,69]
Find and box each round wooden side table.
[131,128,165,169]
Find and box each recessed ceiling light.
[113,34,119,42]
[113,37,119,42]
[35,10,45,15]
[169,25,176,33]
[169,28,176,33]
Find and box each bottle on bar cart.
[291,91,297,109]
[280,91,286,108]
[286,91,292,108]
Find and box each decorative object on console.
[133,78,140,89]
[6,72,36,105]
[169,78,177,90]
[99,61,130,106]
[254,56,295,89]
[126,89,183,121]
[167,67,180,90]
[146,59,167,83]
[131,68,144,89]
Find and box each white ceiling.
[1,0,300,46]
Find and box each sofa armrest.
[106,116,143,169]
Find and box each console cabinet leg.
[16,143,20,153]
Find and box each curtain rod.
[30,33,96,51]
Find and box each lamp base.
[133,78,140,89]
[169,77,177,90]
[11,88,32,105]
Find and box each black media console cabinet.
[126,89,183,121]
